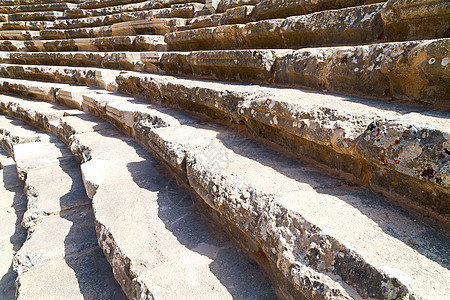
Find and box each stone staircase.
[0,0,448,299]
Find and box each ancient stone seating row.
[0,1,445,110]
[0,94,280,299]
[1,38,445,106]
[1,1,447,41]
[0,0,446,231]
[0,116,127,300]
[0,76,448,299]
[0,65,448,222]
[0,0,448,298]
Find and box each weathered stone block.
[252,0,385,20]
[241,19,285,48]
[187,49,278,82]
[274,39,450,107]
[382,0,450,41]
[281,3,384,48]
[171,2,205,17]
[223,5,254,23]
[216,0,257,13]
[166,27,215,50]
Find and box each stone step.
[155,39,449,105]
[166,3,385,50]
[81,0,206,10]
[79,0,163,10]
[0,2,77,14]
[2,38,446,104]
[0,87,449,299]
[251,0,386,20]
[0,0,81,5]
[188,4,255,29]
[0,115,127,299]
[0,73,448,223]
[382,0,450,41]
[0,18,185,41]
[0,114,45,156]
[65,0,203,19]
[0,30,41,40]
[7,10,66,22]
[1,69,449,218]
[64,0,163,19]
[0,20,55,30]
[0,35,167,51]
[0,95,280,300]
[0,145,26,300]
[54,8,171,29]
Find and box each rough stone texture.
[172,49,280,82]
[2,39,447,106]
[0,35,168,52]
[274,38,450,107]
[0,18,186,41]
[165,4,385,50]
[382,0,450,41]
[0,114,44,156]
[0,149,26,300]
[0,2,77,14]
[79,0,155,9]
[16,247,124,300]
[64,0,163,19]
[171,2,205,17]
[279,3,384,48]
[55,10,164,29]
[0,116,127,300]
[0,70,448,218]
[0,30,41,40]
[0,20,55,30]
[0,95,279,300]
[0,0,81,5]
[0,88,449,300]
[252,0,386,20]
[216,0,258,13]
[0,0,448,298]
[8,11,65,22]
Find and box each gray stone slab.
[0,115,127,299]
[1,85,449,299]
[0,154,26,300]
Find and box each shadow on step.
[126,156,278,299]
[57,157,127,299]
[0,160,27,300]
[215,130,450,270]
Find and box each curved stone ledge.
[1,39,448,105]
[0,68,447,218]
[0,89,448,299]
[165,4,385,50]
[0,95,280,300]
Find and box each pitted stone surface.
[0,148,26,300]
[0,88,448,299]
[0,95,279,300]
[382,0,450,41]
[0,116,126,300]
[0,0,448,298]
[0,72,448,217]
[1,38,448,106]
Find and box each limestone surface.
[0,0,448,298]
[0,148,26,300]
[0,83,448,299]
[0,95,279,300]
[382,0,450,41]
[0,115,126,300]
[0,68,447,217]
